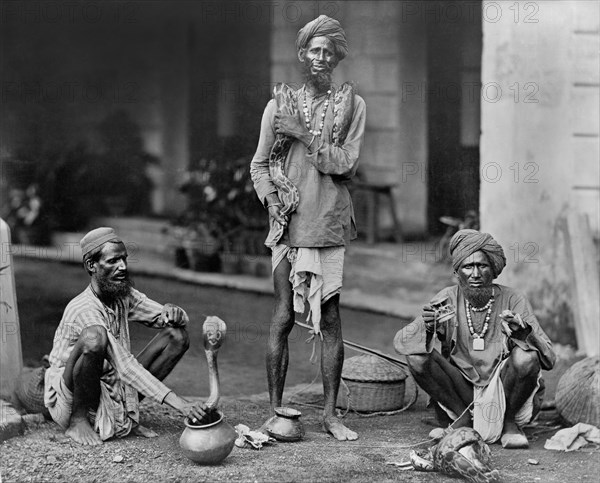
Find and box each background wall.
[271,0,429,236]
[480,0,599,345]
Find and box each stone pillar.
[0,218,23,399]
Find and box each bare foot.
[132,425,158,438]
[65,417,102,445]
[323,416,358,441]
[501,421,528,449]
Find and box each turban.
[449,229,506,278]
[80,227,121,260]
[296,15,348,60]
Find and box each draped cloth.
[295,15,349,60]
[449,229,507,277]
[272,245,344,336]
[45,365,135,441]
[437,358,541,444]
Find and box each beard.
[302,61,333,93]
[459,280,494,308]
[97,274,133,303]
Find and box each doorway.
[427,1,482,235]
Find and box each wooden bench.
[351,167,403,244]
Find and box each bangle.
[267,202,282,208]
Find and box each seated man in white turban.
[394,229,556,448]
[44,227,207,445]
[250,15,366,441]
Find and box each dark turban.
[449,229,506,278]
[296,15,348,60]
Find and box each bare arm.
[128,290,189,329]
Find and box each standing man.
[394,229,555,448]
[250,15,366,441]
[44,227,207,445]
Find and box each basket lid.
[341,354,407,382]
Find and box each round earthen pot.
[265,407,305,442]
[179,412,237,465]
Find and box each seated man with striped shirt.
[44,227,207,445]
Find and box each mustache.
[459,281,493,308]
[302,61,333,90]
[97,273,134,300]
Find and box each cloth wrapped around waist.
[272,245,345,335]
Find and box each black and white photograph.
[0,0,598,481]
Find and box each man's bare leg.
[62,325,107,445]
[265,257,295,413]
[320,295,357,441]
[136,326,190,383]
[500,347,540,448]
[133,326,190,436]
[406,350,474,428]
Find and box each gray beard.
[97,275,133,304]
[459,281,494,308]
[302,63,333,93]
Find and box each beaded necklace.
[302,88,332,136]
[465,290,494,351]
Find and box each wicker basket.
[336,354,408,412]
[555,356,600,427]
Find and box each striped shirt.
[47,286,189,406]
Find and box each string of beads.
[302,89,331,136]
[465,291,495,339]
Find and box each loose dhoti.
[44,365,138,441]
[438,358,542,443]
[272,245,345,335]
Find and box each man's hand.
[164,392,208,422]
[268,205,288,227]
[422,303,448,339]
[265,194,288,226]
[499,310,530,340]
[161,303,186,327]
[274,112,307,139]
[422,304,437,333]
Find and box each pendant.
[473,338,485,351]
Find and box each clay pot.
[179,411,237,465]
[265,407,305,442]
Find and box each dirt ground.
[1,391,598,483]
[1,258,598,482]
